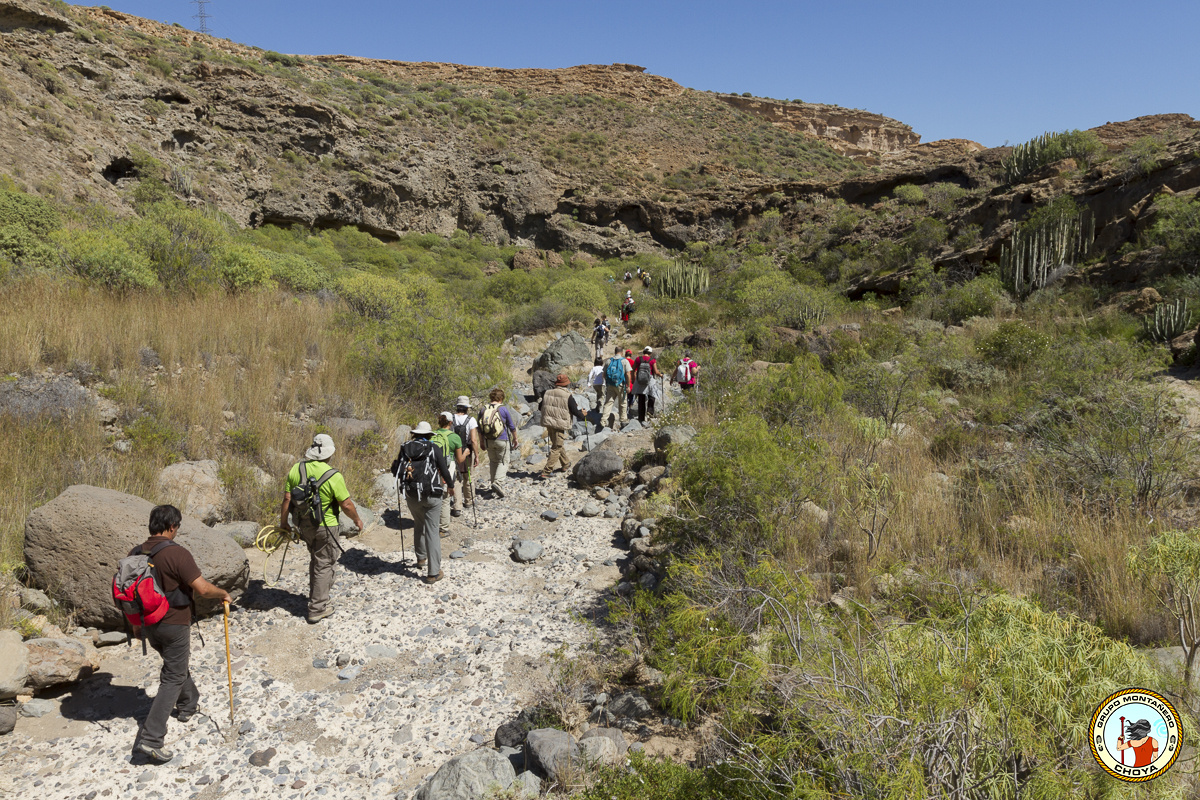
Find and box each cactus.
[1143,298,1192,343]
[797,304,827,329]
[999,208,1094,298]
[1001,129,1103,184]
[657,260,710,298]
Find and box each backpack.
[674,360,692,384]
[452,414,473,453]
[604,356,626,387]
[394,438,445,499]
[479,402,505,440]
[290,461,340,530]
[112,541,190,627]
[635,358,653,387]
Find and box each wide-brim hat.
[305,433,336,461]
[555,374,570,387]
[412,421,434,436]
[643,346,654,354]
[455,395,470,408]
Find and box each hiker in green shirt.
[279,434,364,624]
[431,412,465,538]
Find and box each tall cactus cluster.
[657,261,710,298]
[1143,298,1192,343]
[999,209,1095,298]
[1001,129,1101,184]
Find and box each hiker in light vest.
[432,412,465,538]
[452,396,480,514]
[396,422,455,584]
[588,356,605,409]
[479,388,519,499]
[600,344,629,430]
[131,504,230,764]
[280,434,364,624]
[540,373,585,477]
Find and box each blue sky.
[92,1,1198,147]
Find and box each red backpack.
[112,541,189,626]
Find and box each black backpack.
[290,461,340,529]
[393,439,445,499]
[452,414,473,454]
[635,358,653,387]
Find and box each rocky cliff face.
[716,94,920,159]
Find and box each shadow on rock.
[57,672,151,723]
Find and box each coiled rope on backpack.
[254,525,299,586]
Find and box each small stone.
[364,644,398,659]
[312,658,329,669]
[248,747,277,767]
[94,631,127,647]
[469,733,487,744]
[393,725,413,745]
[511,540,544,563]
[540,510,558,521]
[337,665,361,681]
[291,781,306,790]
[18,588,53,612]
[18,698,55,718]
[336,654,350,667]
[450,550,466,559]
[578,502,603,517]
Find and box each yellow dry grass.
[0,280,407,571]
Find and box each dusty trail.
[0,330,668,800]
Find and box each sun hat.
[643,346,653,354]
[412,421,434,436]
[555,373,570,387]
[305,433,336,461]
[438,411,453,423]
[455,395,470,409]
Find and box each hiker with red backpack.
[115,504,230,764]
[279,434,364,624]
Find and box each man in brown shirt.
[132,504,231,764]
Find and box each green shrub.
[223,426,262,457]
[931,274,1011,324]
[1116,135,1165,179]
[892,183,925,205]
[504,298,574,336]
[547,276,607,313]
[217,245,275,292]
[1144,194,1200,264]
[55,227,158,290]
[127,414,185,459]
[0,186,61,269]
[128,202,230,292]
[976,320,1049,368]
[1002,129,1104,183]
[735,272,840,329]
[337,270,444,320]
[486,268,547,305]
[259,250,328,293]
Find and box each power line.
[192,0,212,35]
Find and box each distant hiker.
[280,434,364,624]
[632,346,660,423]
[540,373,585,477]
[601,344,629,430]
[479,388,519,498]
[642,272,652,288]
[672,352,699,393]
[452,396,481,515]
[394,421,454,584]
[592,318,607,359]
[432,412,465,537]
[129,504,231,763]
[624,270,632,282]
[620,293,635,323]
[588,357,606,408]
[601,314,611,339]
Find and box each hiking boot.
[172,709,196,723]
[136,743,174,763]
[439,529,449,538]
[450,509,462,517]
[416,558,427,568]
[423,573,444,585]
[491,483,505,498]
[306,607,335,624]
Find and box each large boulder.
[580,726,629,756]
[210,521,261,549]
[531,370,557,401]
[0,630,29,699]
[572,449,625,487]
[326,417,378,440]
[533,332,591,375]
[525,728,579,782]
[0,374,92,421]
[653,425,697,458]
[415,747,516,800]
[156,460,228,525]
[578,735,621,766]
[24,638,93,691]
[24,485,249,629]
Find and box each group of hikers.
[622,268,652,288]
[113,340,699,764]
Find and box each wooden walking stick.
[1119,716,1125,765]
[222,599,234,730]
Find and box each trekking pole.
[468,463,479,529]
[395,476,407,565]
[222,599,234,732]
